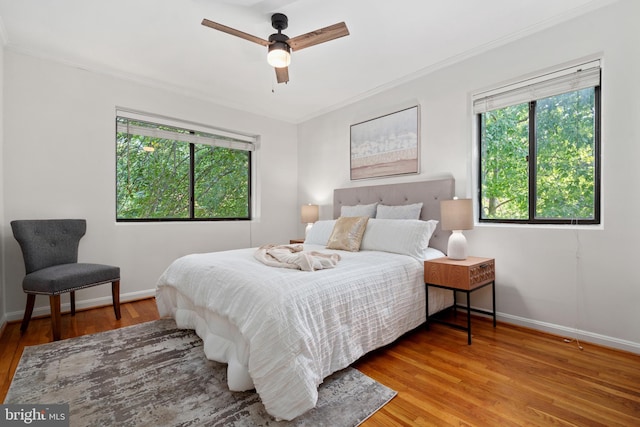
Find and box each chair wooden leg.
[21,294,36,334]
[112,280,121,320]
[70,291,76,316]
[49,295,62,341]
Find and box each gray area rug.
[5,319,396,426]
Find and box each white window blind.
[473,60,601,114]
[116,109,257,152]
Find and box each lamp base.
[305,223,313,238]
[447,231,468,260]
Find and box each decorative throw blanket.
[254,244,341,271]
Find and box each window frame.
[475,64,602,226]
[115,112,254,222]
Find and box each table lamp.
[440,198,474,260]
[301,204,319,237]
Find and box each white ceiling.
[0,0,616,123]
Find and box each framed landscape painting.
[350,105,420,180]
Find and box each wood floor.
[1,298,639,426]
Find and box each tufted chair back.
[11,219,86,274]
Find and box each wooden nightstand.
[424,256,496,344]
[289,239,305,244]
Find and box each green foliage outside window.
[479,87,599,224]
[116,119,250,221]
[480,103,529,219]
[193,144,250,218]
[535,89,596,220]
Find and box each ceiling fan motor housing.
[271,13,288,31]
[268,32,290,45]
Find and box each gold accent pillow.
[326,216,369,252]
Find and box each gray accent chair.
[11,219,121,341]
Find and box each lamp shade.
[301,204,319,224]
[440,199,474,231]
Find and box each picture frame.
[350,105,420,180]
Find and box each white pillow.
[360,218,438,259]
[304,220,337,245]
[340,202,377,218]
[376,202,423,219]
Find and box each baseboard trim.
[4,289,157,323]
[497,312,640,355]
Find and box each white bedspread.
[156,245,450,421]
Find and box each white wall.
[297,0,640,353]
[2,50,298,319]
[0,33,5,331]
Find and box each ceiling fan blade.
[287,22,349,51]
[201,18,270,47]
[275,66,289,84]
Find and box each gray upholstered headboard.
[333,177,455,254]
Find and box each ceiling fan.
[201,13,349,84]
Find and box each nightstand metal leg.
[466,290,472,345]
[453,291,458,317]
[425,286,430,328]
[491,280,496,328]
[492,280,497,327]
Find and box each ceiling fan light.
[267,42,291,68]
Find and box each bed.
[155,177,455,420]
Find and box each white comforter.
[156,244,448,421]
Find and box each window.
[116,111,254,221]
[474,61,601,225]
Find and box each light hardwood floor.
[1,298,639,426]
